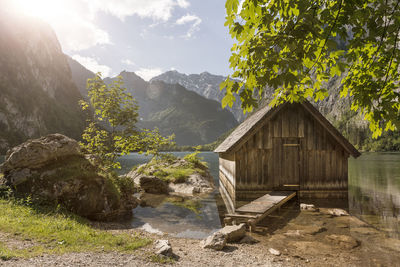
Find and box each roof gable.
[214,101,361,158]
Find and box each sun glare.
[12,0,65,22]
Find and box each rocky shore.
[3,200,400,267]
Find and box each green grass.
[136,153,208,184]
[0,199,151,260]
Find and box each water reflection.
[118,152,225,239]
[349,153,400,239]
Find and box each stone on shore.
[201,232,227,250]
[269,248,281,256]
[137,176,169,194]
[219,223,247,242]
[202,223,247,250]
[155,240,173,257]
[321,208,349,217]
[300,203,319,212]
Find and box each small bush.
[183,151,207,168]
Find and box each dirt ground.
[2,205,400,267]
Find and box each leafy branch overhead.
[222,0,400,137]
[79,73,174,170]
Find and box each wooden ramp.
[225,191,296,231]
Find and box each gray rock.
[0,134,81,173]
[325,234,359,249]
[201,232,227,250]
[269,248,281,256]
[126,159,214,196]
[323,208,349,216]
[138,176,169,194]
[219,223,247,242]
[300,203,319,212]
[0,134,137,221]
[155,240,172,256]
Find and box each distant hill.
[151,70,246,122]
[0,11,85,153]
[67,60,238,146]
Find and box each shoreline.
[3,204,400,267]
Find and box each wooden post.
[248,219,256,232]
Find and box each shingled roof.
[214,101,361,158]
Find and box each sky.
[6,0,237,80]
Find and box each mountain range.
[151,71,246,122]
[68,60,238,146]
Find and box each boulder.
[137,176,169,194]
[218,223,247,242]
[0,134,137,221]
[325,234,359,249]
[0,134,80,173]
[201,232,227,250]
[155,239,173,257]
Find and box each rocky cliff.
[0,11,85,154]
[67,59,238,146]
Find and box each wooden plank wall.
[234,103,349,198]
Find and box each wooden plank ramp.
[225,191,296,231]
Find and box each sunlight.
[11,0,67,22]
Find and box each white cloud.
[121,59,135,66]
[176,14,202,38]
[72,55,112,77]
[55,17,111,52]
[85,0,190,21]
[135,67,163,81]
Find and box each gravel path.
[2,210,400,267]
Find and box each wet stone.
[300,203,319,212]
[325,234,359,249]
[351,227,380,235]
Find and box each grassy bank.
[0,199,151,260]
[135,152,208,183]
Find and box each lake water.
[1,152,399,239]
[117,152,225,239]
[349,153,400,239]
[118,152,400,239]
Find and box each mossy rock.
[1,134,137,221]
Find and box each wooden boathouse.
[215,101,360,216]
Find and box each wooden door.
[279,138,300,189]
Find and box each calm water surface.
[118,152,225,239]
[349,153,400,238]
[118,152,400,239]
